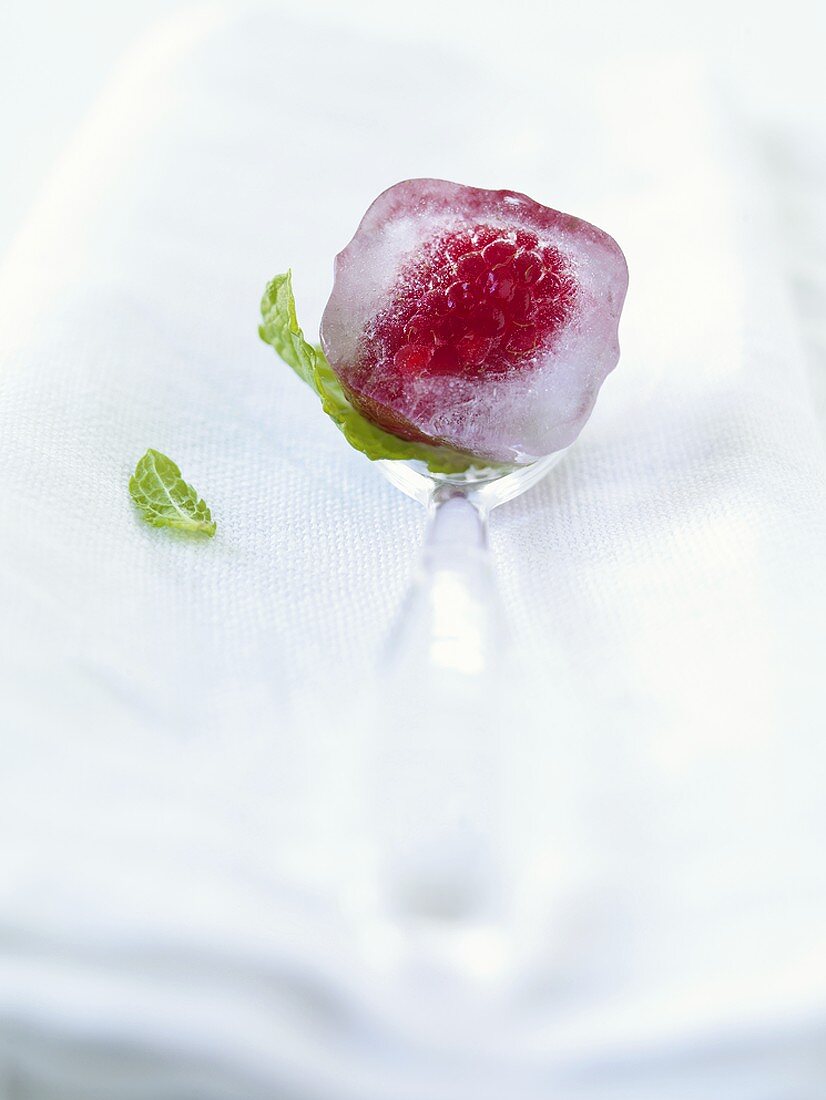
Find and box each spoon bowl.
[377,450,567,510]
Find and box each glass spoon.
[368,450,568,957]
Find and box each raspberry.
[366,226,577,386]
[320,179,628,463]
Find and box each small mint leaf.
[129,449,216,536]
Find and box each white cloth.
[1,5,825,1098]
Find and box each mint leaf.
[129,449,216,536]
[258,271,479,474]
[257,269,318,388]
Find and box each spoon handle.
[374,490,510,924]
[387,489,497,675]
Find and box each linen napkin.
[1,6,825,1098]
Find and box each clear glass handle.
[373,486,512,929]
[366,453,567,956]
[383,486,502,679]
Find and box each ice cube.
[320,179,628,464]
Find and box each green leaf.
[258,271,481,474]
[129,449,216,536]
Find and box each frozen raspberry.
[321,179,628,463]
[374,226,576,386]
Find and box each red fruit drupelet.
[367,225,577,383]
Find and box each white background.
[1,3,825,1098]
[1,0,824,256]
